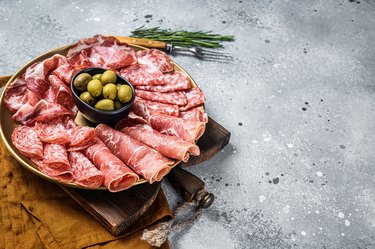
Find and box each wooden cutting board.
[62,117,230,235]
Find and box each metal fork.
[166,44,233,61]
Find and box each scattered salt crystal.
[283,205,290,213]
[315,210,320,214]
[341,233,345,236]
[338,212,345,218]
[259,195,266,203]
[263,137,271,142]
[318,227,322,230]
[287,144,294,148]
[345,219,351,226]
[316,171,323,177]
[301,231,307,236]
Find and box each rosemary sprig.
[130,27,235,48]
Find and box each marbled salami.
[32,159,73,182]
[35,118,70,144]
[136,97,179,116]
[11,125,43,160]
[43,143,70,171]
[136,49,174,73]
[119,64,164,86]
[180,87,206,111]
[135,71,191,93]
[136,90,187,106]
[69,151,104,188]
[180,106,208,123]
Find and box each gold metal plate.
[0,43,198,190]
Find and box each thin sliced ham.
[47,75,77,113]
[122,124,199,162]
[96,124,174,184]
[180,87,206,111]
[32,159,73,182]
[69,151,104,188]
[136,89,187,106]
[12,99,74,125]
[136,49,174,73]
[51,63,76,84]
[67,35,137,69]
[136,97,179,117]
[11,125,43,159]
[43,143,70,171]
[135,72,191,93]
[180,106,208,123]
[119,64,164,86]
[4,76,39,113]
[84,139,139,192]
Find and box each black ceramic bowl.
[71,67,135,126]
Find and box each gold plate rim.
[0,42,198,190]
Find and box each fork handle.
[113,36,167,49]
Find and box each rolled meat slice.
[67,121,96,151]
[43,143,70,171]
[84,139,139,192]
[69,151,104,188]
[32,159,73,182]
[96,124,174,183]
[12,125,43,159]
[121,124,200,162]
[180,87,206,111]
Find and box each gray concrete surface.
[1,0,375,248]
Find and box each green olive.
[102,83,117,100]
[74,73,92,91]
[95,99,114,111]
[79,91,95,106]
[87,79,103,97]
[114,99,123,110]
[101,70,117,85]
[92,73,102,81]
[117,85,133,103]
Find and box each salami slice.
[4,76,39,113]
[32,159,73,182]
[67,35,137,69]
[68,125,96,151]
[135,72,191,93]
[96,124,174,183]
[119,64,164,86]
[12,125,43,160]
[122,124,200,162]
[84,139,139,192]
[180,87,206,111]
[12,99,74,125]
[43,143,70,171]
[69,151,104,188]
[136,49,174,73]
[136,97,179,116]
[136,90,187,106]
[180,106,208,123]
[35,119,70,144]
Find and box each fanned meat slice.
[115,112,148,130]
[12,99,74,125]
[69,151,104,188]
[68,125,96,151]
[25,54,71,99]
[136,89,187,106]
[43,143,70,171]
[96,124,174,184]
[136,97,179,116]
[35,118,70,144]
[122,124,199,162]
[4,75,39,113]
[84,138,139,192]
[32,159,73,182]
[67,35,137,69]
[180,106,208,123]
[47,75,77,113]
[51,63,76,84]
[135,71,191,93]
[136,49,174,73]
[119,64,164,86]
[12,125,43,159]
[180,87,206,111]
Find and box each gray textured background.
[1,0,375,248]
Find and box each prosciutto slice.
[119,64,164,86]
[132,100,205,143]
[122,124,199,162]
[51,63,76,84]
[32,159,73,182]
[180,106,208,123]
[35,118,70,144]
[12,125,43,159]
[136,97,179,117]
[43,143,70,171]
[47,75,77,113]
[69,151,104,188]
[84,139,139,192]
[96,124,174,183]
[136,90,187,106]
[67,35,137,69]
[136,49,174,73]
[180,87,206,111]
[135,72,191,93]
[4,76,39,113]
[12,99,74,125]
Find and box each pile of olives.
[73,70,133,111]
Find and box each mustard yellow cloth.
[0,142,171,249]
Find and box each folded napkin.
[0,141,171,249]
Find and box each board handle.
[166,166,214,209]
[113,36,167,49]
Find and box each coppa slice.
[69,151,104,188]
[121,124,200,162]
[179,87,206,111]
[135,90,187,106]
[135,72,191,93]
[119,64,164,86]
[43,143,70,171]
[12,125,43,160]
[96,124,174,184]
[136,97,179,117]
[136,49,174,73]
[47,75,77,113]
[180,106,208,123]
[84,139,139,192]
[32,159,73,182]
[4,76,39,113]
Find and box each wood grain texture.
[114,36,167,49]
